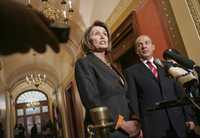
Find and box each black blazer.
[124,62,194,138]
[75,53,131,138]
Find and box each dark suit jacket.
[75,53,131,138]
[124,62,194,138]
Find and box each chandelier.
[26,101,40,109]
[25,72,46,88]
[26,0,74,25]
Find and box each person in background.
[14,124,19,138]
[124,35,196,138]
[18,123,25,138]
[31,123,38,138]
[75,21,142,138]
[0,122,4,138]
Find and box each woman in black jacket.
[75,21,142,138]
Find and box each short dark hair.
[81,20,111,54]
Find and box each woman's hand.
[120,120,142,137]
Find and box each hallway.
[0,0,200,138]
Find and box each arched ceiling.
[0,0,140,93]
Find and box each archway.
[15,90,50,137]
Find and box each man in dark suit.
[124,35,195,138]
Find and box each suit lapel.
[111,64,127,88]
[139,63,159,82]
[157,66,169,99]
[138,62,170,100]
[88,53,127,88]
[141,62,169,98]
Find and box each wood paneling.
[65,82,84,138]
[111,12,138,69]
[111,0,187,69]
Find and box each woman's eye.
[103,32,107,36]
[92,31,107,37]
[145,41,151,45]
[137,43,142,47]
[94,32,100,36]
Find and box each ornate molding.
[186,0,200,36]
[106,0,141,32]
[156,0,187,56]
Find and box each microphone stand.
[146,83,200,111]
[148,60,200,111]
[146,96,200,111]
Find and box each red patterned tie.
[147,61,158,78]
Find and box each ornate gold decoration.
[159,0,187,56]
[42,0,74,24]
[186,0,200,36]
[106,0,141,32]
[25,72,46,88]
[26,101,40,108]
[26,0,74,24]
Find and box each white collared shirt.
[141,57,157,70]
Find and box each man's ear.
[152,44,156,51]
[135,46,139,55]
[136,51,139,55]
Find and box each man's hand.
[185,121,196,130]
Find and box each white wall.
[79,0,120,27]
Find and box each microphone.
[154,58,177,71]
[163,49,195,69]
[154,58,198,88]
[154,58,165,68]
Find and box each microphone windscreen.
[154,58,164,68]
[163,49,195,69]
